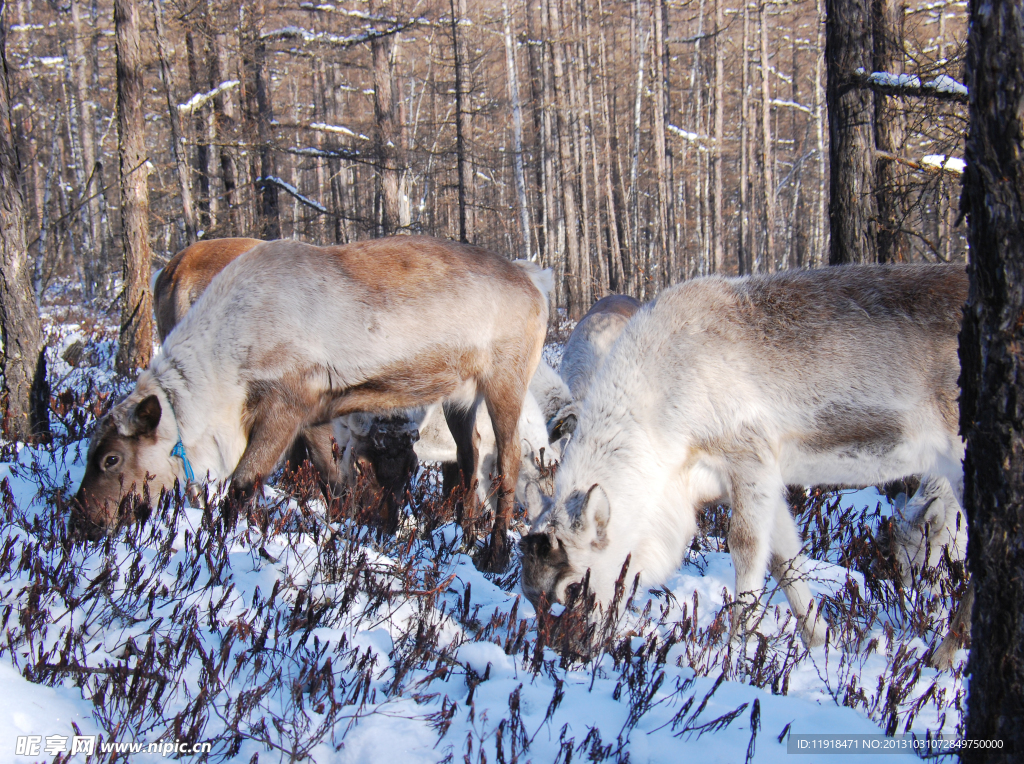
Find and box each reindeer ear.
[549,412,578,442]
[524,480,547,522]
[584,484,611,540]
[916,497,948,540]
[132,395,162,435]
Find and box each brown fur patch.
[154,238,263,341]
[803,403,904,455]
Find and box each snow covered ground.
[0,303,966,763]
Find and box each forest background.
[1,0,968,327]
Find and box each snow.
[0,317,968,762]
[868,72,922,89]
[922,155,966,174]
[925,75,968,97]
[258,175,329,213]
[177,81,240,115]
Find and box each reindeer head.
[520,483,617,609]
[73,380,181,539]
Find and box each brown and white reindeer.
[551,294,641,440]
[75,236,551,568]
[151,237,566,531]
[521,264,967,648]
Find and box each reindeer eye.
[102,454,121,471]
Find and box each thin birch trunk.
[739,0,751,274]
[1,3,47,440]
[547,0,584,318]
[712,0,724,275]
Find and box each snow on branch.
[771,98,814,115]
[178,80,240,115]
[875,150,965,176]
[258,176,328,213]
[854,69,968,103]
[668,124,712,151]
[263,19,417,48]
[285,145,366,163]
[309,122,370,141]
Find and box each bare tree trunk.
[372,0,403,236]
[739,0,751,275]
[503,0,531,259]
[0,3,47,441]
[652,0,671,284]
[548,0,584,318]
[597,0,628,292]
[630,1,646,292]
[208,26,236,235]
[583,7,608,296]
[872,0,908,263]
[240,0,279,240]
[960,2,1024,757]
[69,0,103,296]
[759,0,776,272]
[185,26,210,233]
[712,0,724,275]
[449,0,471,243]
[814,0,828,266]
[826,0,877,265]
[114,0,154,375]
[153,0,197,245]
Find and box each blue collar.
[170,428,195,483]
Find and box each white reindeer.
[889,474,972,669]
[522,264,966,648]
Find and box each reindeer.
[75,236,551,568]
[522,264,966,648]
[887,474,972,669]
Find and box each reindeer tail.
[514,260,555,304]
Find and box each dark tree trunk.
[960,1,1024,759]
[0,2,47,441]
[449,0,470,243]
[113,0,154,375]
[371,0,403,236]
[826,0,877,265]
[241,0,279,240]
[186,27,210,232]
[872,0,908,263]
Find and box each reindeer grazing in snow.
[150,237,565,532]
[887,474,972,669]
[75,236,551,568]
[521,264,967,648]
[551,294,641,440]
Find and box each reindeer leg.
[930,580,974,669]
[727,456,788,644]
[300,421,346,503]
[230,392,305,524]
[444,401,481,535]
[769,498,827,647]
[480,377,525,573]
